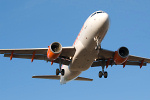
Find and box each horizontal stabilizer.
[32,75,60,80]
[75,77,93,81]
[32,75,93,81]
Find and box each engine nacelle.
[47,42,62,61]
[114,47,129,65]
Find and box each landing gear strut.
[55,58,65,76]
[98,60,108,78]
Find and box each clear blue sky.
[0,0,150,100]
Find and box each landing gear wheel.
[61,69,65,76]
[104,72,108,78]
[99,71,103,78]
[56,69,60,75]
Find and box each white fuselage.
[60,11,109,84]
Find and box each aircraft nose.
[97,12,110,30]
[100,12,109,23]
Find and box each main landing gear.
[99,70,108,78]
[98,60,108,78]
[94,37,108,78]
[55,58,65,76]
[56,68,65,76]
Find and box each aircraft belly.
[65,71,81,81]
[70,56,95,71]
[70,42,97,71]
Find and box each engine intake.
[114,47,129,65]
[47,42,62,60]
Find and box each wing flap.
[91,60,147,67]
[128,55,150,63]
[4,54,71,65]
[4,54,47,60]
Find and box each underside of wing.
[4,54,71,65]
[0,46,75,56]
[0,46,75,65]
[92,48,150,68]
[91,59,147,67]
[98,48,150,63]
[128,55,150,63]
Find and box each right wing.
[0,46,76,65]
[91,48,150,67]
[97,48,150,63]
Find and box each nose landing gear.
[94,36,101,50]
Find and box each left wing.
[92,48,150,68]
[0,46,75,65]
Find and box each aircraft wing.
[91,48,150,67]
[0,46,75,65]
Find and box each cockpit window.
[91,12,97,17]
[91,11,104,17]
[97,11,102,13]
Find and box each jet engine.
[114,47,129,65]
[47,42,62,61]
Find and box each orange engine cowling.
[114,47,129,65]
[47,42,62,61]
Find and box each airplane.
[0,10,150,84]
